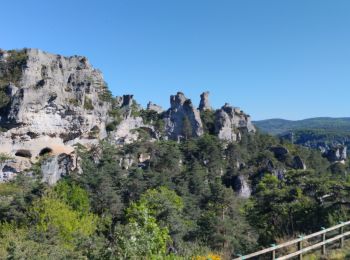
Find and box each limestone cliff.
[0,48,110,181]
[0,48,256,183]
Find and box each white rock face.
[215,103,255,142]
[111,116,149,144]
[147,102,163,113]
[0,48,110,182]
[164,92,204,140]
[198,91,212,111]
[41,153,75,185]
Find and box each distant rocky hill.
[254,117,350,163]
[254,117,350,135]
[0,48,255,183]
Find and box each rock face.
[233,175,251,198]
[270,146,289,159]
[147,102,163,113]
[164,92,203,140]
[324,145,347,163]
[198,91,211,111]
[109,95,157,144]
[215,103,255,142]
[0,48,258,183]
[41,153,75,185]
[0,48,110,183]
[293,156,307,170]
[0,157,31,182]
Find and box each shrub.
[84,96,94,110]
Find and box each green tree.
[115,201,170,259]
[183,116,193,140]
[30,190,97,246]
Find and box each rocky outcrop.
[164,92,203,140]
[0,49,111,183]
[324,145,347,163]
[198,91,211,111]
[0,156,31,182]
[293,155,307,170]
[270,146,289,160]
[233,175,251,198]
[110,117,153,144]
[0,48,258,183]
[214,103,255,142]
[0,49,110,158]
[109,95,157,144]
[147,102,163,113]
[41,153,75,185]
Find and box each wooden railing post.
[321,227,326,255]
[270,244,276,260]
[298,235,303,260]
[340,222,344,248]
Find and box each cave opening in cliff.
[15,149,32,158]
[39,147,53,156]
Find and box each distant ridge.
[254,117,350,136]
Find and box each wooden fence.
[233,220,350,260]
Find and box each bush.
[84,96,94,110]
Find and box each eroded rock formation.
[164,92,204,140]
[0,48,257,183]
[0,48,110,183]
[215,103,255,142]
[198,91,211,111]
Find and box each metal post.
[298,236,303,260]
[321,227,326,255]
[340,222,344,248]
[271,244,276,260]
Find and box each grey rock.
[41,153,75,185]
[198,91,211,111]
[324,145,347,163]
[263,159,285,180]
[233,175,251,198]
[293,156,307,170]
[0,48,111,180]
[164,92,203,140]
[147,102,163,113]
[214,103,255,142]
[270,146,289,159]
[0,156,32,181]
[0,48,110,159]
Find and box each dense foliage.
[1,129,350,258]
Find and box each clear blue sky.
[2,0,350,120]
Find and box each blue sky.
[2,0,350,120]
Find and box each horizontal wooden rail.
[233,220,350,260]
[277,231,350,260]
